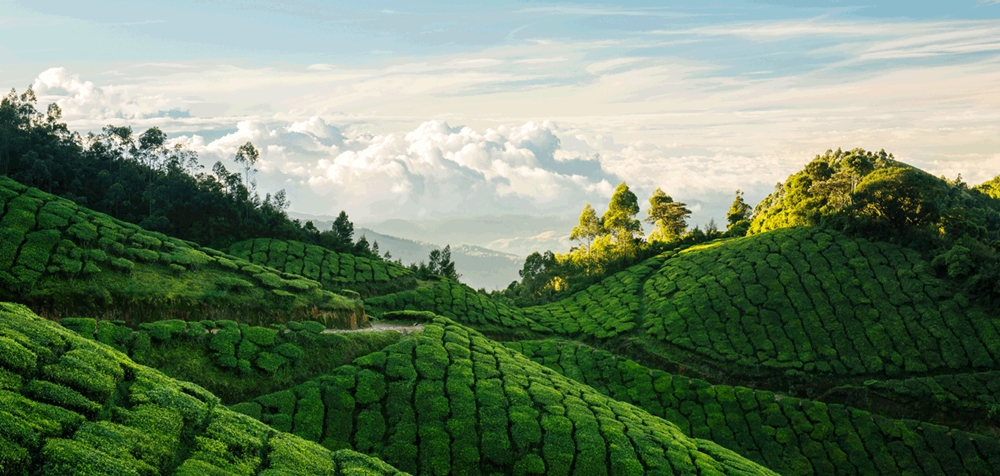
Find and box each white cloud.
[31,67,189,122]
[173,119,621,220]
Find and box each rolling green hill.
[0,302,404,475]
[641,227,999,378]
[507,339,1000,476]
[367,226,1000,382]
[57,316,401,403]
[227,237,417,297]
[0,176,365,328]
[232,316,779,476]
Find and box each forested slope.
[0,302,405,475]
[508,339,1000,476]
[0,177,366,328]
[232,316,778,476]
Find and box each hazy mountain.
[288,213,528,290]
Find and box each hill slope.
[227,237,417,297]
[508,339,1000,476]
[232,316,779,476]
[0,302,404,475]
[0,176,365,328]
[641,227,999,378]
[370,226,1000,381]
[57,316,401,403]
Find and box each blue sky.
[3,0,1000,231]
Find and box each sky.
[3,0,1000,230]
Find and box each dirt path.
[322,322,424,335]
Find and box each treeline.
[493,182,752,305]
[496,147,1000,307]
[0,88,377,256]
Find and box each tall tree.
[331,211,354,252]
[603,182,643,258]
[645,188,690,242]
[234,141,260,192]
[726,189,753,236]
[569,203,604,274]
[438,245,460,280]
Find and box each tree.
[438,245,460,280]
[569,203,604,274]
[331,211,354,252]
[726,190,753,236]
[354,235,371,255]
[645,187,690,243]
[852,166,947,232]
[603,182,643,258]
[234,141,259,192]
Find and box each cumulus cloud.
[31,67,190,122]
[175,118,624,221]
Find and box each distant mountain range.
[287,213,566,290]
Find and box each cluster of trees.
[0,88,375,256]
[750,147,1000,305]
[495,182,754,305]
[406,244,460,281]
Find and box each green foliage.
[0,177,365,328]
[642,227,999,377]
[239,317,778,475]
[229,238,416,298]
[0,301,403,475]
[512,338,1000,476]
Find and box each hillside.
[368,226,1000,381]
[227,237,417,297]
[0,176,366,328]
[507,339,1000,476]
[58,316,401,403]
[232,315,779,476]
[289,215,529,290]
[0,302,404,475]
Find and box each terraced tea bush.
[0,302,404,476]
[643,227,1000,377]
[0,177,365,329]
[229,238,417,297]
[522,256,666,339]
[235,315,779,476]
[61,316,402,403]
[365,278,553,336]
[862,371,1000,417]
[508,339,1000,476]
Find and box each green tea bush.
[509,338,1000,476]
[109,257,134,273]
[0,302,404,475]
[229,238,416,297]
[255,272,284,289]
[0,179,366,329]
[642,227,1000,377]
[366,279,553,335]
[239,316,779,475]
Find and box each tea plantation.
[0,177,364,328]
[365,278,553,336]
[507,339,1000,476]
[0,302,405,475]
[58,316,401,403]
[228,238,417,297]
[233,316,779,476]
[642,227,1000,378]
